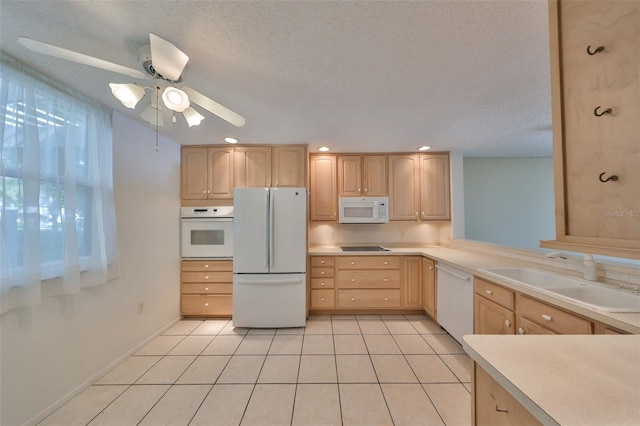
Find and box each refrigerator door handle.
[264,191,270,269]
[269,190,275,268]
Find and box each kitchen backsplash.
[308,221,451,246]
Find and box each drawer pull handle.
[320,272,325,275]
[485,290,493,295]
[204,302,209,306]
[320,260,325,264]
[204,287,209,291]
[204,264,209,268]
[541,314,552,322]
[384,297,389,301]
[320,297,325,302]
[495,405,508,413]
[384,278,388,282]
[384,261,389,265]
[505,320,511,327]
[204,276,209,280]
[321,282,326,286]
[351,261,356,265]
[518,327,525,335]
[351,298,356,301]
[586,45,604,55]
[351,278,356,282]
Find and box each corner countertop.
[463,334,640,426]
[308,245,640,333]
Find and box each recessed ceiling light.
[318,146,330,152]
[418,145,431,151]
[224,137,238,144]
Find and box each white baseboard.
[25,316,181,426]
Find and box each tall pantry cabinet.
[542,0,639,259]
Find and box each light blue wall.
[463,157,555,251]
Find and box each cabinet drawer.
[181,271,233,283]
[311,267,335,278]
[338,289,401,308]
[181,260,233,272]
[474,364,542,426]
[517,317,557,335]
[474,278,515,310]
[181,295,232,316]
[518,295,592,334]
[311,289,335,308]
[337,270,401,289]
[311,256,335,267]
[182,283,233,294]
[311,278,335,289]
[337,256,400,270]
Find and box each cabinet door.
[208,147,234,198]
[181,147,209,199]
[420,153,450,220]
[309,155,337,221]
[388,154,420,220]
[422,257,436,318]
[363,155,387,196]
[234,146,271,188]
[403,256,423,308]
[272,145,306,187]
[337,155,362,196]
[474,296,515,335]
[544,1,640,258]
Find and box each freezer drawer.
[232,273,306,328]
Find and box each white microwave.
[339,197,389,224]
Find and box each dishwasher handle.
[436,264,472,281]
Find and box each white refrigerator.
[232,187,307,328]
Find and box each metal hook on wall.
[586,45,604,55]
[594,106,612,117]
[599,172,619,183]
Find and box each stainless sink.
[480,267,640,313]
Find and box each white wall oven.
[181,206,233,259]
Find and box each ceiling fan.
[17,34,245,128]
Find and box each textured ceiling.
[0,0,552,156]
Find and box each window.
[1,53,117,314]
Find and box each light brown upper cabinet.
[234,146,271,188]
[337,155,387,197]
[309,155,337,221]
[181,146,234,200]
[542,0,640,259]
[420,153,451,220]
[388,154,421,220]
[272,145,307,187]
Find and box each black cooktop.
[340,246,390,252]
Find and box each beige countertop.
[463,334,640,426]
[308,245,640,333]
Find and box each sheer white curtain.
[0,53,118,314]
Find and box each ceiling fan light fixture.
[109,83,145,109]
[183,107,205,127]
[140,103,164,127]
[162,87,190,112]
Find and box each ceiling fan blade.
[17,37,147,79]
[149,33,189,82]
[183,87,246,127]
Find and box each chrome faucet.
[545,252,597,281]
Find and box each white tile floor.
[38,315,472,426]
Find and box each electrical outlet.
[330,231,335,240]
[137,302,144,314]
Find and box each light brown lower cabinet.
[473,363,542,426]
[403,256,423,309]
[181,260,232,317]
[474,278,515,335]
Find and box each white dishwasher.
[436,263,474,344]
